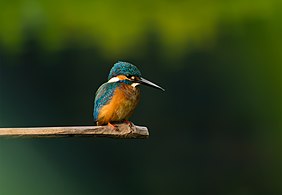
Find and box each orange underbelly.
[97,85,140,125]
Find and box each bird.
[93,61,164,127]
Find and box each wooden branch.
[0,123,149,139]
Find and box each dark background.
[0,0,281,194]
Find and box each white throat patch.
[131,83,140,87]
[107,77,120,83]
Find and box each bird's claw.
[123,120,133,127]
[107,122,119,131]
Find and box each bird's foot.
[107,122,119,131]
[123,120,134,127]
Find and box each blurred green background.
[0,0,281,194]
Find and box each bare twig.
[0,123,149,138]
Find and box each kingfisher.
[93,61,164,127]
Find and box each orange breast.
[97,84,140,125]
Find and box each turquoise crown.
[108,61,142,80]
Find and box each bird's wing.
[93,82,119,121]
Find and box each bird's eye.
[131,76,135,80]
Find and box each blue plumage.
[93,79,134,122]
[93,82,117,121]
[108,61,141,80]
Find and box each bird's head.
[107,61,164,91]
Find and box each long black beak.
[138,77,165,91]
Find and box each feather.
[93,82,140,125]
